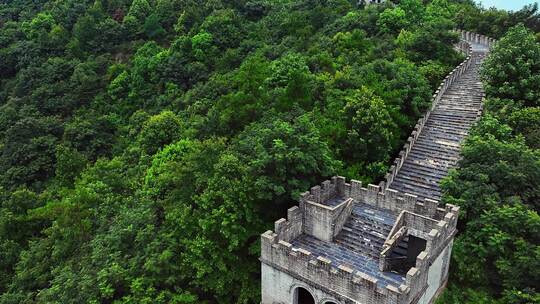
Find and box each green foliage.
[342,87,395,177]
[21,13,55,43]
[454,3,540,39]
[482,24,540,106]
[143,14,166,39]
[137,111,183,155]
[55,145,87,185]
[232,115,341,207]
[0,116,61,190]
[266,53,315,110]
[127,0,150,21]
[378,7,408,34]
[63,115,116,161]
[191,31,214,61]
[441,115,540,304]
[436,285,497,304]
[358,59,433,128]
[508,107,540,148]
[71,5,122,54]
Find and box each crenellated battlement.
[261,225,434,304]
[380,205,459,272]
[262,177,460,304]
[273,206,303,243]
[262,230,407,304]
[457,29,497,49]
[301,177,443,218]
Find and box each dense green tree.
[232,114,341,209]
[70,3,122,55]
[482,24,540,106]
[123,0,151,37]
[441,117,540,303]
[357,59,432,129]
[0,116,61,190]
[21,13,56,48]
[342,87,396,178]
[206,53,271,135]
[199,9,244,50]
[266,53,316,110]
[54,145,88,185]
[143,13,166,39]
[378,7,408,34]
[0,189,45,294]
[63,115,116,161]
[137,111,183,155]
[507,107,540,148]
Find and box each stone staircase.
[334,204,408,261]
[387,52,486,201]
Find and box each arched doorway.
[294,287,315,304]
[324,302,337,304]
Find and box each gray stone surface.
[387,57,485,201]
[291,202,406,288]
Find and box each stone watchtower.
[260,177,459,304]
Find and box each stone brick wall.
[305,179,441,219]
[301,176,347,204]
[379,205,459,272]
[274,206,303,243]
[261,231,404,304]
[457,30,497,48]
[332,199,354,238]
[300,177,353,241]
[261,263,345,304]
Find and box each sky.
[479,0,539,11]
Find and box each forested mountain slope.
[0,0,538,303]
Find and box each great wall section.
[383,31,495,201]
[260,31,496,304]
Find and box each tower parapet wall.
[262,230,404,304]
[299,176,354,241]
[273,206,303,243]
[261,228,434,304]
[379,205,459,272]
[301,176,348,204]
[301,178,443,219]
[300,197,354,242]
[283,177,459,252]
[283,176,459,232]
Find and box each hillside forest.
[0,0,538,303]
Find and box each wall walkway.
[385,32,494,201]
